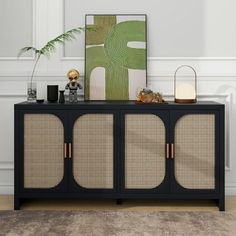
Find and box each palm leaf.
[18,27,85,58]
[39,27,84,57]
[17,47,39,57]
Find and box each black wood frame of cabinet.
[14,101,225,211]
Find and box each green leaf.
[39,27,84,57]
[17,46,38,57]
[18,27,85,58]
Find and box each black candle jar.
[47,85,58,102]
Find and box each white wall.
[0,0,236,194]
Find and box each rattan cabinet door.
[73,114,114,189]
[174,114,215,190]
[124,114,166,189]
[24,114,64,189]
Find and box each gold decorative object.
[67,69,80,82]
[136,88,165,103]
[65,69,83,103]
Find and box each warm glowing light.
[175,83,196,99]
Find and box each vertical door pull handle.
[64,143,67,159]
[68,143,72,159]
[166,143,170,159]
[171,143,175,159]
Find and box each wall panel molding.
[0,94,26,98]
[61,56,236,62]
[0,162,14,171]
[0,57,35,61]
[61,57,85,61]
[149,57,236,61]
[0,0,36,61]
[1,72,236,79]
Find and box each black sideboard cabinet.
[14,101,225,210]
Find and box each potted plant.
[18,27,84,102]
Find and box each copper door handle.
[68,143,72,159]
[166,143,170,159]
[64,143,67,159]
[171,143,174,159]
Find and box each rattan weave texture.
[24,114,64,188]
[125,114,165,189]
[73,114,114,189]
[175,114,215,189]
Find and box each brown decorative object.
[136,88,165,103]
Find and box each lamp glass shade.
[175,83,196,100]
[174,65,197,103]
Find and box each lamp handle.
[174,65,197,100]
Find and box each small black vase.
[59,90,65,103]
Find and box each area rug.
[0,211,236,236]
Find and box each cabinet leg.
[14,197,21,210]
[217,198,225,211]
[116,199,122,205]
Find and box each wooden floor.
[0,195,236,211]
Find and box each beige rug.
[0,211,235,236]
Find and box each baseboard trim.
[225,184,236,195]
[0,185,13,195]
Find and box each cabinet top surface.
[15,100,224,109]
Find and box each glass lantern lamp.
[174,65,197,103]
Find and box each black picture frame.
[84,14,147,101]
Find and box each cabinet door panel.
[174,114,215,189]
[73,114,114,189]
[24,114,64,188]
[125,114,166,189]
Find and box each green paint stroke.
[104,21,146,69]
[86,46,128,100]
[86,16,117,45]
[105,64,128,100]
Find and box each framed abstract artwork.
[85,14,147,100]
